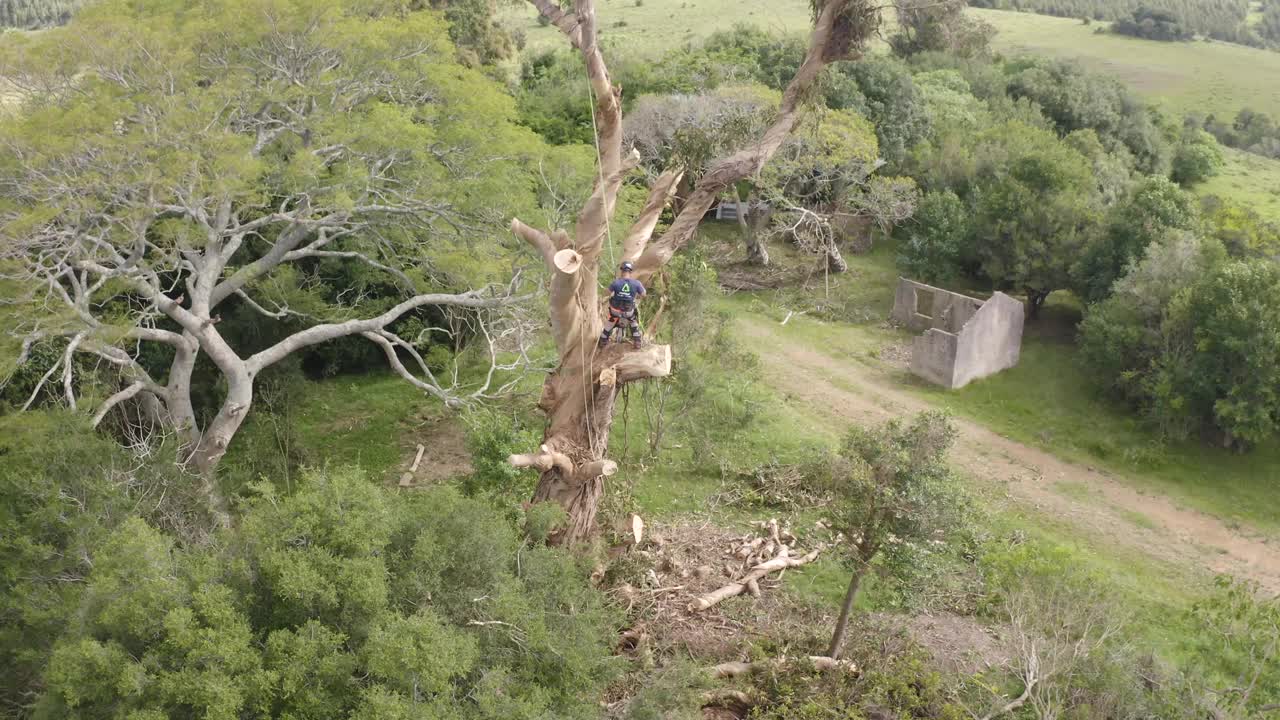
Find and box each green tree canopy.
[970,121,1099,315]
[0,0,571,482]
[1072,176,1200,305]
[27,468,618,719]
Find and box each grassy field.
[503,0,815,54]
[974,8,1280,120]
[1201,146,1280,221]
[506,0,1280,122]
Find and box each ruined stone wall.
[893,278,1025,389]
[892,278,983,334]
[951,292,1024,389]
[911,329,960,387]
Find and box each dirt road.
[739,315,1280,593]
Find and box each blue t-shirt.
[608,278,646,308]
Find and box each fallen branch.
[399,443,427,487]
[975,643,1038,720]
[690,544,824,612]
[712,655,853,678]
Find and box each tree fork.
[510,0,879,543]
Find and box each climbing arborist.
[599,261,646,349]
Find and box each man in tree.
[599,262,647,349]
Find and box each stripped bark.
[510,0,880,544]
[689,545,825,612]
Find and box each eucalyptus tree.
[508,0,887,543]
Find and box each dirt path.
[738,316,1280,594]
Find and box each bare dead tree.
[964,582,1127,720]
[508,0,882,543]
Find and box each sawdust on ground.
[738,315,1280,594]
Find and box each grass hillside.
[1203,145,1280,220]
[505,0,814,54]
[508,3,1280,120]
[975,8,1280,119]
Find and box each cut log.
[689,545,823,612]
[508,445,576,477]
[625,513,645,545]
[398,444,427,487]
[712,656,852,678]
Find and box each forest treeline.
[0,0,83,29]
[969,0,1280,47]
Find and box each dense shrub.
[0,413,215,718]
[26,469,619,719]
[0,0,83,28]
[896,189,970,283]
[1080,235,1280,448]
[968,0,1256,45]
[1071,176,1200,305]
[1112,6,1194,41]
[1171,128,1225,186]
[1005,58,1175,176]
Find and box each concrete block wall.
[911,329,960,387]
[892,278,1025,389]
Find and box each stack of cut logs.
[688,518,824,613]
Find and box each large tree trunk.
[1026,288,1050,321]
[511,0,879,543]
[740,187,770,266]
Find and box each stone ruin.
[891,278,1026,390]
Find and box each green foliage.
[1172,128,1226,186]
[1155,260,1280,448]
[968,0,1257,45]
[0,0,83,28]
[823,412,963,572]
[825,57,931,169]
[1072,176,1200,305]
[1112,6,1194,41]
[969,120,1100,309]
[621,660,710,720]
[30,469,619,719]
[1203,107,1280,160]
[462,407,543,501]
[896,189,969,283]
[1005,57,1174,176]
[426,0,520,66]
[0,412,213,715]
[747,639,966,720]
[1079,235,1280,448]
[1198,194,1280,258]
[1186,577,1280,716]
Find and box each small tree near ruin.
[509,0,883,543]
[823,411,961,660]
